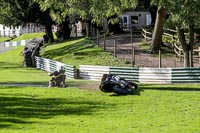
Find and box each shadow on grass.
[0,81,48,87]
[139,84,200,91]
[0,93,113,128]
[43,38,101,59]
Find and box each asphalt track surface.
[0,42,14,54]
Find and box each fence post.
[132,45,135,66]
[103,34,106,51]
[97,29,99,45]
[179,46,182,61]
[198,47,200,63]
[189,50,192,67]
[114,40,116,57]
[159,50,162,68]
[144,29,147,41]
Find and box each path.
[0,42,14,54]
[99,33,200,68]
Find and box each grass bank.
[42,38,132,67]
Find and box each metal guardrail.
[109,66,139,82]
[4,40,30,47]
[172,67,200,83]
[35,57,200,83]
[35,56,76,79]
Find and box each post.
[179,47,182,61]
[103,34,106,51]
[198,47,200,63]
[132,45,135,66]
[159,50,162,68]
[114,40,116,57]
[189,50,192,67]
[97,29,99,45]
[130,24,134,66]
[144,29,147,41]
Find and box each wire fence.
[91,29,200,68]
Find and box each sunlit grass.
[0,84,200,133]
[42,38,132,67]
[0,37,11,43]
[1,35,200,132]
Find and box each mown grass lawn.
[0,37,11,43]
[1,36,200,132]
[1,85,200,133]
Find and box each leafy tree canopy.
[35,0,138,25]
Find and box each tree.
[36,0,138,37]
[0,0,54,43]
[150,0,166,52]
[168,0,200,67]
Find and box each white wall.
[121,11,151,29]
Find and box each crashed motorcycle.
[99,74,138,95]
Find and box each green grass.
[0,37,11,43]
[42,38,132,67]
[0,84,200,133]
[11,32,57,42]
[0,46,50,84]
[1,36,200,132]
[11,33,46,42]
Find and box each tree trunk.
[150,6,166,52]
[188,21,194,67]
[177,26,190,67]
[44,24,54,43]
[62,20,71,40]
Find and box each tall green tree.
[168,0,200,67]
[36,0,138,37]
[0,0,54,43]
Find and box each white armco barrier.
[139,68,172,84]
[35,56,76,79]
[4,40,30,47]
[79,65,110,81]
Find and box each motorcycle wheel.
[128,82,138,90]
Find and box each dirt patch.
[99,34,199,68]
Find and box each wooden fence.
[142,28,200,62]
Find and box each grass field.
[0,37,11,43]
[1,84,200,133]
[1,35,200,132]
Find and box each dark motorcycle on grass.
[99,74,138,95]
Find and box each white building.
[121,11,151,31]
[0,24,45,37]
